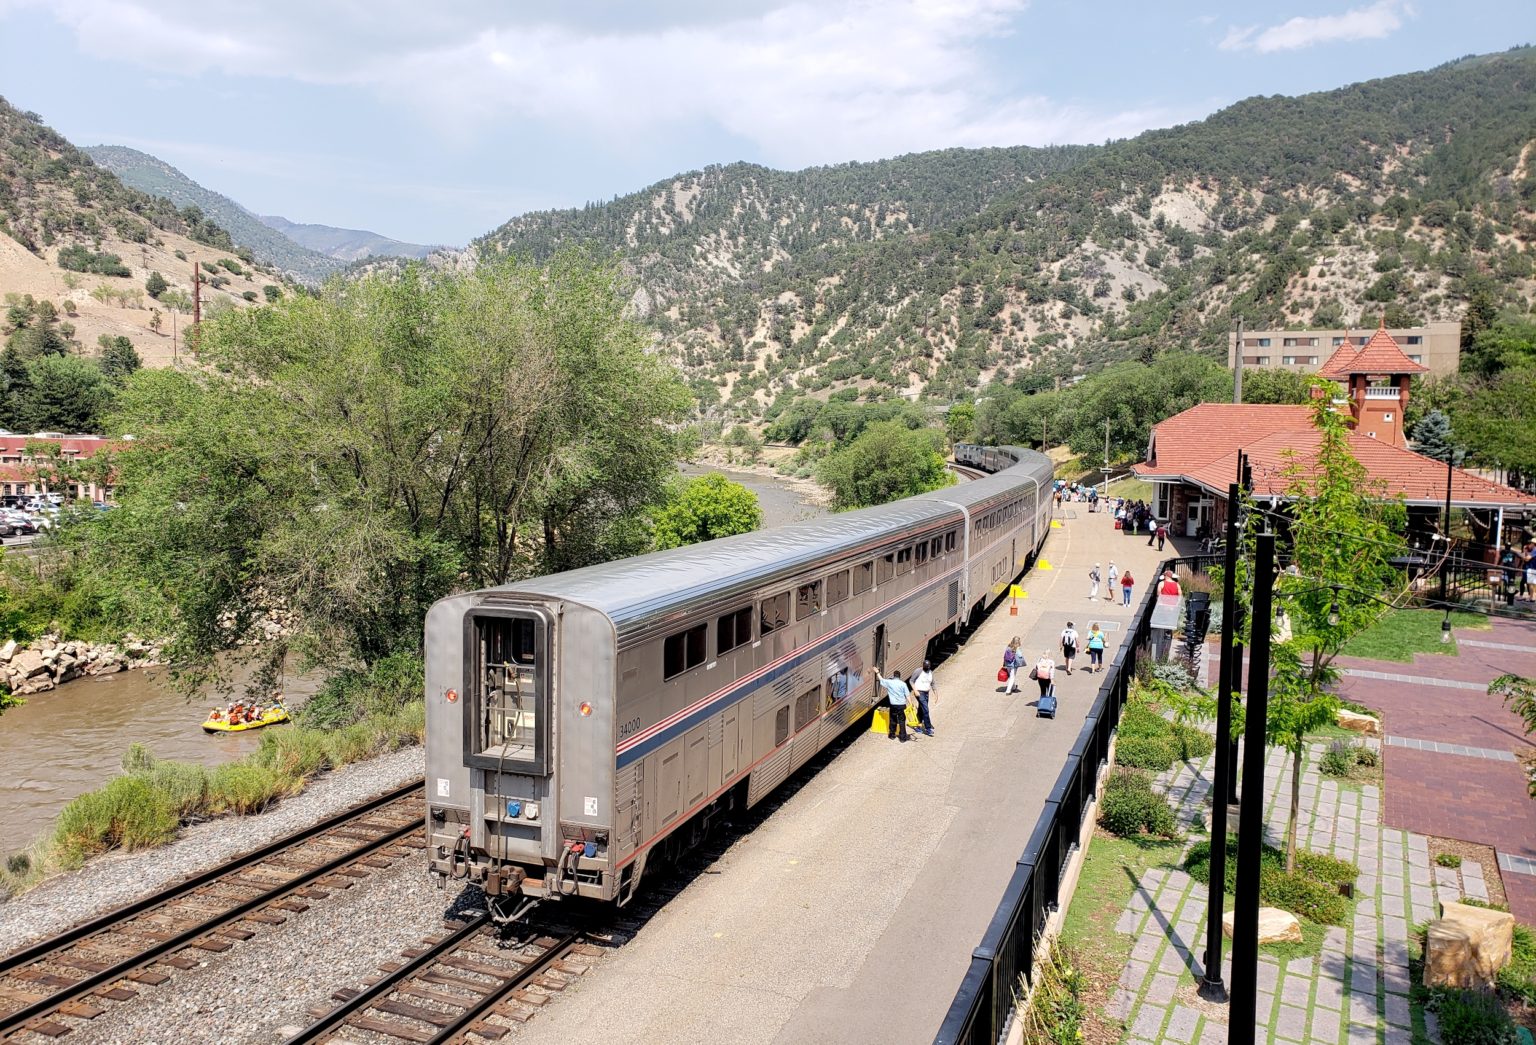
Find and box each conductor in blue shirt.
[875,668,910,742]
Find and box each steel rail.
[0,780,424,1036]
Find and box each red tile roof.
[1316,320,1428,378]
[0,436,113,459]
[1136,404,1535,508]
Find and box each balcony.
[1363,386,1400,400]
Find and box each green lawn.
[1340,609,1489,662]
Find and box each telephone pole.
[1233,316,1245,404]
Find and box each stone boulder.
[11,649,48,679]
[0,638,15,662]
[1222,907,1303,944]
[1337,709,1381,736]
[1425,901,1515,990]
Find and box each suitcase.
[1037,685,1057,719]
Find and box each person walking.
[1059,621,1079,675]
[1121,569,1135,606]
[1086,624,1106,673]
[1003,636,1023,694]
[1105,561,1118,601]
[875,668,910,741]
[1156,521,1167,551]
[1031,652,1055,699]
[1088,563,1101,600]
[911,660,935,736]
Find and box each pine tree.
[1409,409,1460,463]
[144,270,168,299]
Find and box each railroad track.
[0,780,426,1041]
[289,916,600,1044]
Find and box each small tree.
[1408,409,1459,463]
[653,473,763,550]
[144,271,168,299]
[98,335,142,383]
[945,402,976,450]
[816,420,954,510]
[1490,675,1536,797]
[262,285,282,303]
[1267,393,1408,872]
[149,309,163,334]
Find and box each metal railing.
[935,558,1179,1044]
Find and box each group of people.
[998,624,1109,696]
[1117,500,1160,543]
[873,661,935,742]
[1087,561,1137,605]
[1499,541,1536,606]
[206,695,283,725]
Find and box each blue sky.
[0,1,1528,246]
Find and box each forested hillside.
[478,48,1536,414]
[82,145,341,284]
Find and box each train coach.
[423,446,1053,919]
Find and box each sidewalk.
[514,500,1172,1044]
[1088,620,1536,1044]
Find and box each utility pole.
[1100,418,1112,497]
[1233,317,1245,404]
[1229,529,1276,1045]
[1440,454,1454,603]
[191,257,202,355]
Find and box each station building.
[0,433,117,504]
[1227,319,1460,377]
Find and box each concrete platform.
[519,503,1173,1044]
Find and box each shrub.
[257,727,330,779]
[144,270,168,298]
[207,763,290,815]
[1018,942,1086,1045]
[1354,745,1379,768]
[1503,923,1536,1004]
[1320,741,1354,777]
[174,249,186,260]
[1174,722,1215,761]
[242,290,258,302]
[1185,838,1357,925]
[1098,769,1179,838]
[1117,700,1168,738]
[50,776,179,867]
[1436,852,1464,869]
[262,284,282,303]
[1115,733,1177,772]
[1149,661,1195,690]
[1426,986,1517,1044]
[218,257,244,275]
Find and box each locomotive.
[423,446,1053,919]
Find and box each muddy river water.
[0,468,824,856]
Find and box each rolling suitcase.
[1037,683,1057,719]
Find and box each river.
[0,667,323,857]
[0,467,822,857]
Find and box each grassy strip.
[1,700,424,897]
[1340,609,1488,662]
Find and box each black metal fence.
[934,559,1173,1045]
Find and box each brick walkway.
[1106,738,1484,1044]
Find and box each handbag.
[1028,666,1040,681]
[996,667,1009,683]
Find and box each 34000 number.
[618,717,643,740]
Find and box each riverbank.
[682,448,830,526]
[0,632,165,695]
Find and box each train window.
[795,688,818,730]
[931,536,943,558]
[775,705,789,747]
[471,613,545,773]
[896,547,913,576]
[796,580,822,620]
[759,591,790,636]
[877,554,895,584]
[663,623,707,680]
[916,542,928,566]
[717,606,753,656]
[853,560,874,595]
[826,569,850,607]
[946,531,957,552]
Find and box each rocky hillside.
[0,98,279,369]
[82,145,341,284]
[477,48,1536,412]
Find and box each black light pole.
[1229,454,1252,806]
[1439,454,1453,604]
[1199,453,1246,1003]
[1228,530,1276,1045]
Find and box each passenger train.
[423,445,1053,916]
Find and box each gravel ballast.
[0,746,425,955]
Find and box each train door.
[874,623,888,672]
[659,749,683,826]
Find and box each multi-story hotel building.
[1226,319,1460,377]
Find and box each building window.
[759,591,790,636]
[1383,413,1393,422]
[1408,355,1423,364]
[1304,337,1318,347]
[1332,336,1345,346]
[1282,356,1297,365]
[1355,336,1368,345]
[1406,336,1422,345]
[716,606,753,656]
[1257,338,1271,347]
[1283,338,1298,347]
[663,623,707,680]
[1306,356,1318,365]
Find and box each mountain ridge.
[254,213,441,263]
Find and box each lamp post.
[1439,453,1453,604]
[1228,529,1276,1045]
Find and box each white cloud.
[8,0,1178,165]
[1219,0,1410,53]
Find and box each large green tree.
[65,253,690,679]
[1265,396,1408,872]
[816,420,954,510]
[652,473,763,549]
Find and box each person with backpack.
[1002,636,1022,694]
[1059,621,1079,675]
[1030,652,1055,699]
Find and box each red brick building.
[1314,320,1428,448]
[0,434,117,503]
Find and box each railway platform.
[519,499,1171,1045]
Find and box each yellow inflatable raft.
[202,706,291,734]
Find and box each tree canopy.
[652,473,763,550]
[815,420,954,510]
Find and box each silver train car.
[423,446,1052,912]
